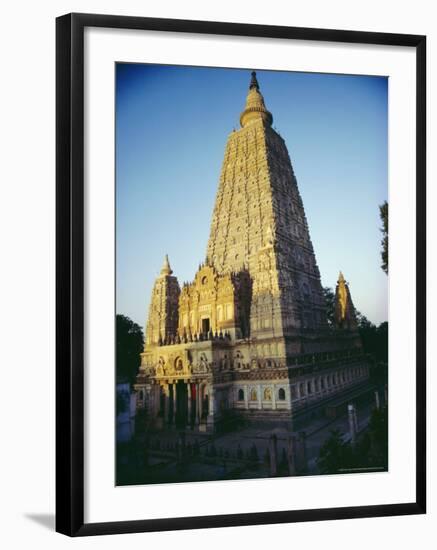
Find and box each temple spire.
[336,271,348,321]
[160,254,173,276]
[146,255,180,345]
[240,71,273,128]
[334,271,358,330]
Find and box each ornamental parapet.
[157,330,232,346]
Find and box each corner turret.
[145,255,180,345]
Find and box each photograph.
[115,64,389,486]
[0,0,429,544]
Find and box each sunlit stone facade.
[135,72,370,431]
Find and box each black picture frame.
[56,12,426,537]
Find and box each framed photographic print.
[56,13,426,536]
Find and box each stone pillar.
[164,384,171,424]
[258,384,262,410]
[173,382,178,416]
[153,385,163,428]
[296,431,307,473]
[195,383,201,425]
[171,383,176,424]
[143,386,151,417]
[151,385,157,417]
[244,384,249,409]
[374,390,380,410]
[198,384,203,420]
[287,435,296,476]
[187,383,192,426]
[146,385,154,425]
[193,383,198,425]
[348,403,357,445]
[269,434,278,476]
[206,387,215,431]
[272,385,276,410]
[208,388,214,416]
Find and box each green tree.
[366,405,388,468]
[358,320,388,363]
[380,201,388,274]
[321,286,388,363]
[323,286,335,327]
[116,314,144,386]
[318,408,388,474]
[355,310,373,329]
[317,429,353,474]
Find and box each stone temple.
[135,71,370,431]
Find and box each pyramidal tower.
[135,72,369,431]
[206,71,327,352]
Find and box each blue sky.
[116,64,388,329]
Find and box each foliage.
[355,310,373,329]
[354,312,388,363]
[317,429,353,474]
[379,201,388,274]
[317,406,388,474]
[366,405,388,468]
[323,285,388,363]
[322,286,335,327]
[116,314,144,386]
[358,321,388,363]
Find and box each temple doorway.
[202,317,210,334]
[175,381,188,428]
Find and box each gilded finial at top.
[240,71,273,128]
[249,71,260,91]
[160,254,173,276]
